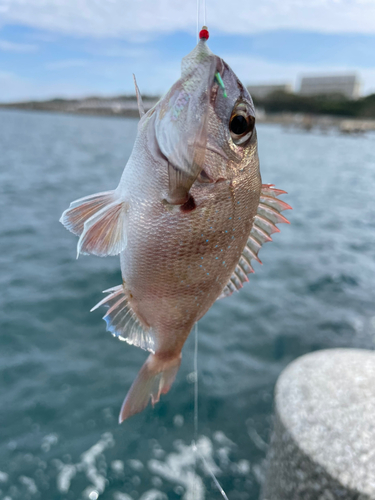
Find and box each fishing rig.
[192,3,230,498]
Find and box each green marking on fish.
[215,72,227,98]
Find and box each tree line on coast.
[253,91,375,118]
[2,92,375,120]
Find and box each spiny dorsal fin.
[133,74,145,118]
[60,189,128,258]
[91,285,157,353]
[217,184,291,300]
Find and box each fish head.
[204,59,258,183]
[152,39,259,204]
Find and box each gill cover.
[154,39,217,204]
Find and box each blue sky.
[1,0,375,102]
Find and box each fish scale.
[60,36,290,422]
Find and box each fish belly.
[120,170,260,355]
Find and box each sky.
[1,0,375,102]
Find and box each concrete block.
[261,349,375,500]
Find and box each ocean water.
[0,109,375,500]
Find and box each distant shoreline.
[0,104,142,118]
[1,99,375,133]
[0,96,159,119]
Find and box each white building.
[299,74,361,99]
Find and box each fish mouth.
[214,177,227,184]
[205,144,228,161]
[193,143,228,161]
[191,143,229,184]
[196,168,227,185]
[195,144,229,184]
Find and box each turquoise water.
[1,109,374,500]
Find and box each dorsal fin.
[133,74,145,118]
[217,184,291,300]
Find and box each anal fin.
[92,285,181,422]
[91,285,156,353]
[218,184,291,300]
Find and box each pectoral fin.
[218,184,291,299]
[60,190,128,257]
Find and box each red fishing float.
[199,26,209,40]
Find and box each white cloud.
[0,39,38,52]
[3,52,375,103]
[85,45,155,59]
[46,59,89,70]
[0,70,15,79]
[0,70,103,101]
[223,53,375,95]
[0,0,375,38]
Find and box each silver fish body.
[60,38,290,422]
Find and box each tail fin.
[59,190,128,257]
[119,353,181,423]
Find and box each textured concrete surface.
[261,349,375,500]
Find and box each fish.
[60,33,291,423]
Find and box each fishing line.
[192,3,229,497]
[192,322,229,500]
[196,0,207,41]
[197,449,230,500]
[193,321,199,499]
[196,0,199,43]
[194,321,199,441]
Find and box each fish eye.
[229,102,255,145]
